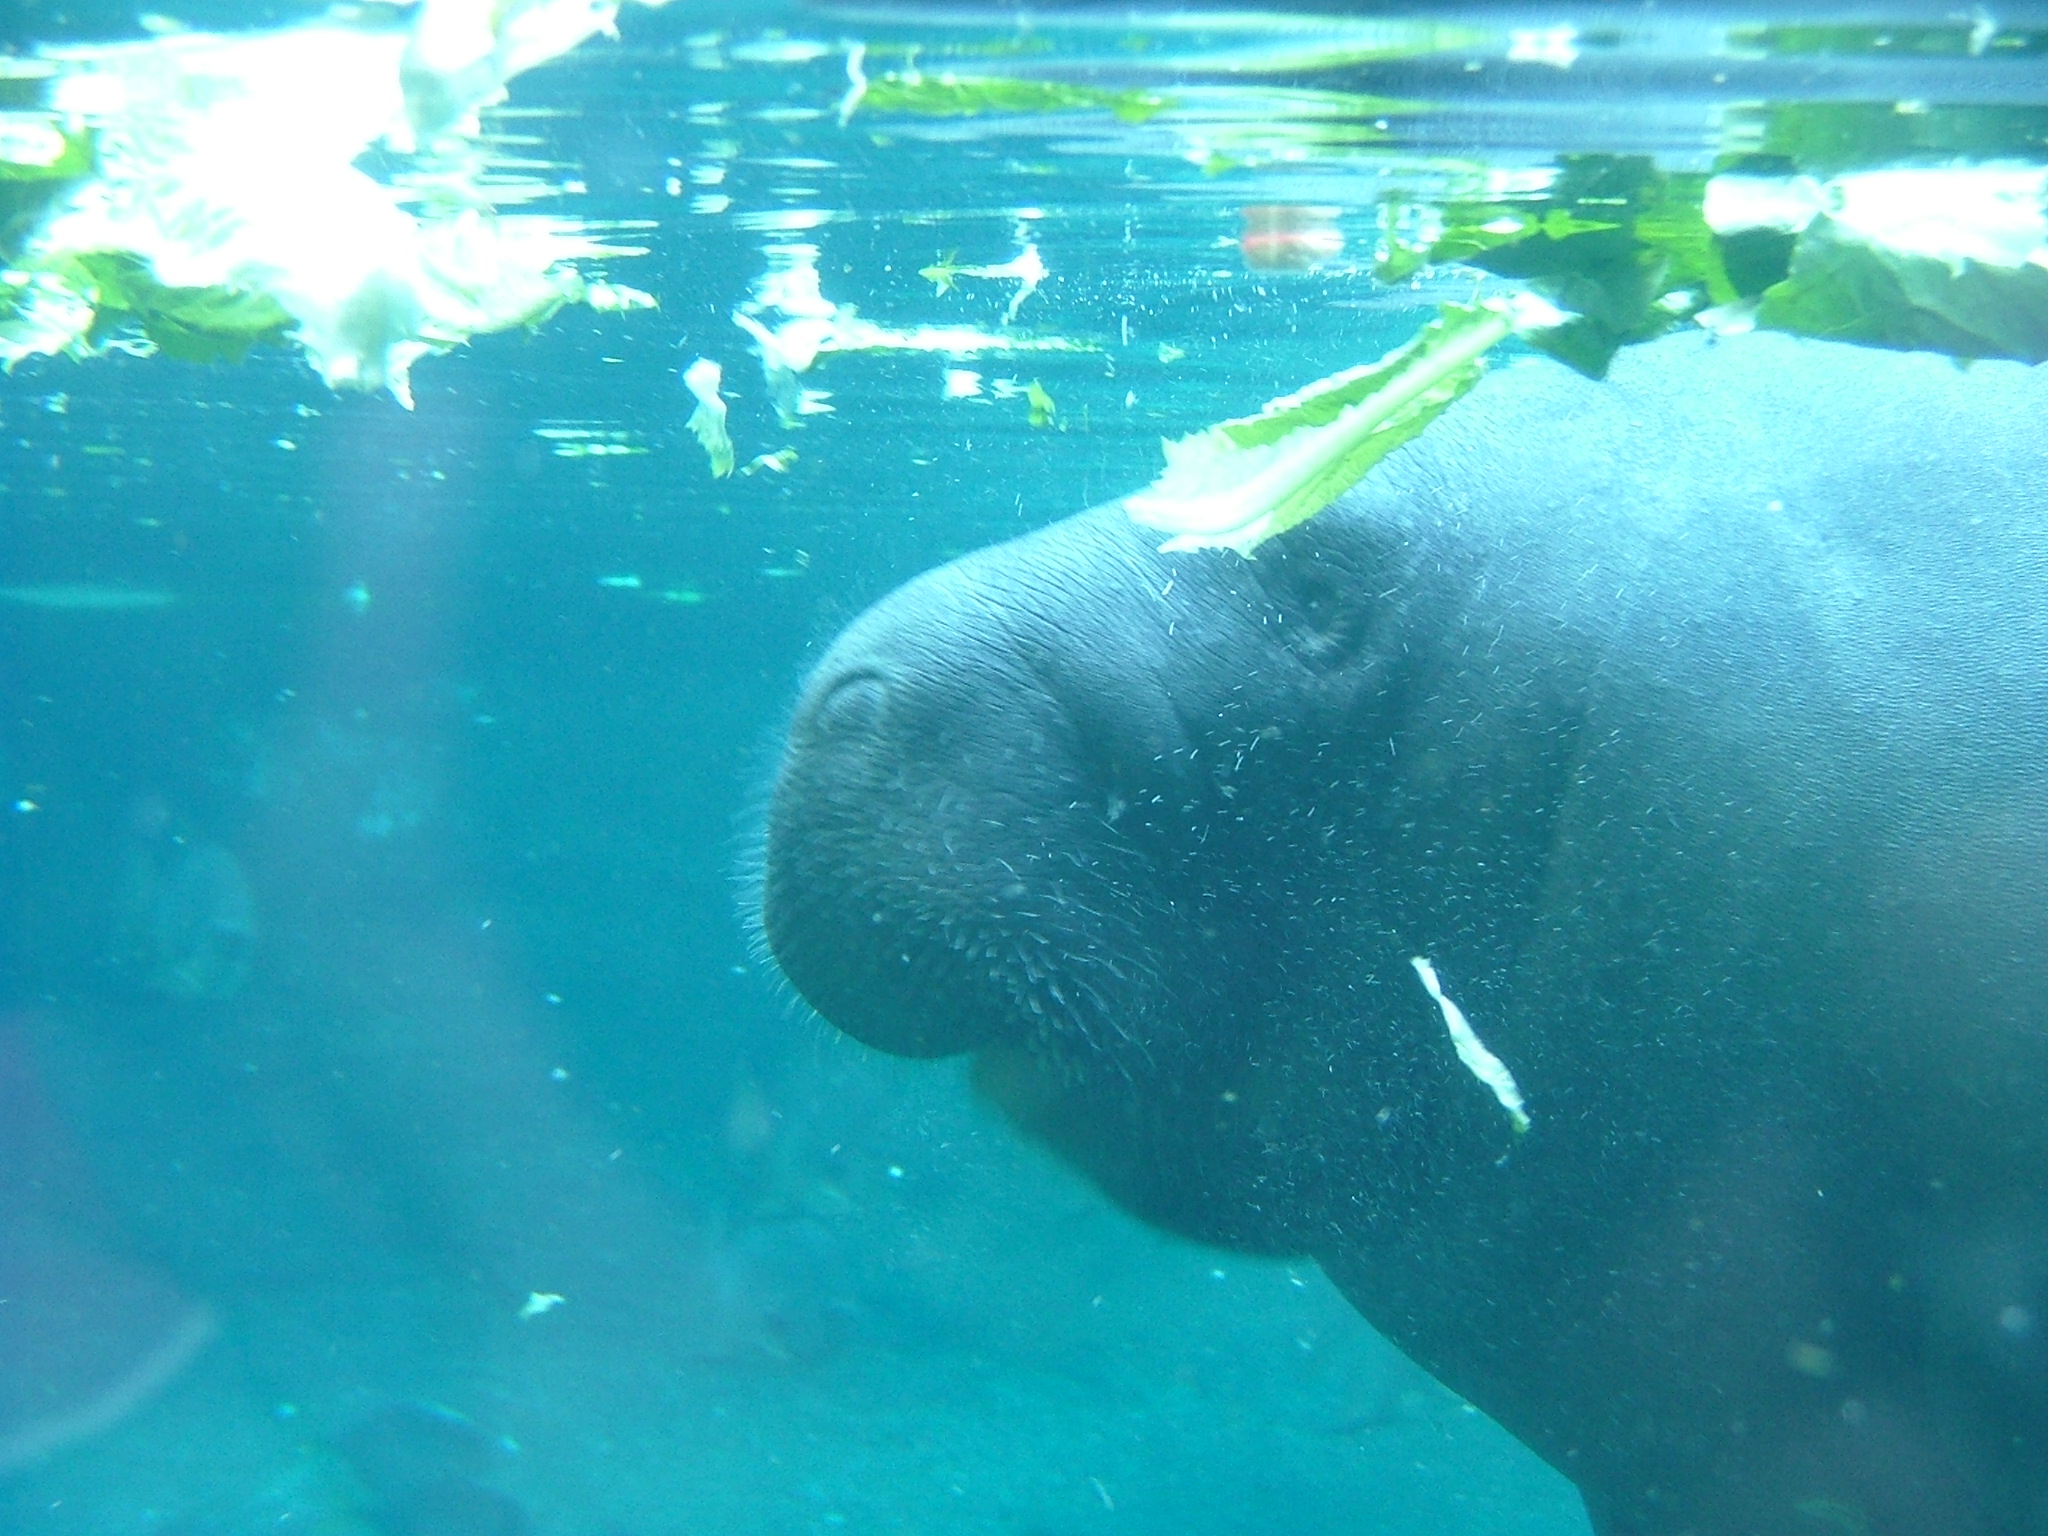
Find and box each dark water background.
[4,2,2038,1531]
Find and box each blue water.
[2,3,2035,1532]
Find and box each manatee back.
[1307,334,2048,1535]
[1344,333,2048,1130]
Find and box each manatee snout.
[762,536,1180,1068]
[765,633,963,1058]
[763,590,1079,1060]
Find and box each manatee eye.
[1291,567,1349,631]
[1256,550,1373,666]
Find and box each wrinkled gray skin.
[761,333,2048,1536]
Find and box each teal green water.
[2,4,2042,1532]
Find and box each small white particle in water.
[550,1067,569,1081]
[887,1164,904,1179]
[519,1292,565,1319]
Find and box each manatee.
[760,332,2048,1536]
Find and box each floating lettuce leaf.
[1371,139,2048,378]
[0,121,92,182]
[1,120,93,250]
[1723,101,2048,176]
[0,3,668,397]
[1127,80,2048,555]
[1726,21,2047,58]
[854,70,1169,124]
[735,241,1090,427]
[1704,165,2048,362]
[2,121,96,355]
[919,243,1046,320]
[1379,155,1738,378]
[681,356,736,478]
[1124,303,1510,556]
[67,251,294,364]
[741,447,798,476]
[1751,226,2048,361]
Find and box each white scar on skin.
[1411,956,1531,1134]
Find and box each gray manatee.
[760,332,2048,1536]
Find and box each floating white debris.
[1410,956,1530,1134]
[533,424,646,457]
[919,241,1049,323]
[942,367,983,399]
[518,1291,565,1319]
[732,207,839,234]
[727,37,834,64]
[1506,26,1579,67]
[741,447,798,475]
[837,41,868,125]
[681,356,735,477]
[584,282,657,314]
[732,241,1087,425]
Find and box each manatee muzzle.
[762,657,1005,1059]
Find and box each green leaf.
[1754,219,2048,363]
[1377,156,1738,378]
[1,122,93,262]
[856,72,1170,124]
[1725,101,2048,176]
[1726,22,2048,58]
[0,122,94,182]
[70,251,294,364]
[1124,303,1510,556]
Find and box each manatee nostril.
[810,668,889,736]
